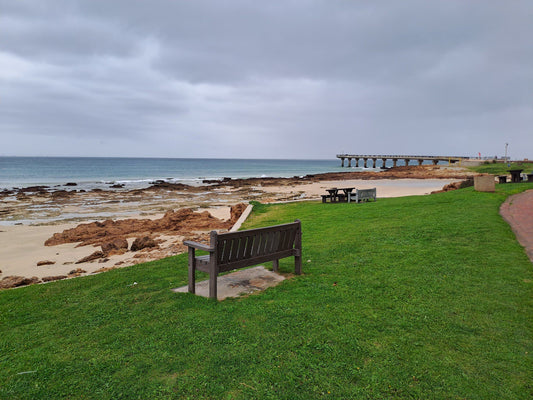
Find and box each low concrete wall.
[230,203,253,232]
[474,175,495,192]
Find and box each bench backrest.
[214,220,301,270]
[356,188,376,200]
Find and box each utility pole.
[505,143,509,167]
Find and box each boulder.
[131,236,158,251]
[42,275,67,282]
[0,276,41,289]
[68,268,86,277]
[75,251,105,264]
[101,238,129,254]
[37,260,56,266]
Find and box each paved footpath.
[500,189,533,263]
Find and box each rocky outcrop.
[42,275,67,282]
[45,207,239,248]
[51,190,72,199]
[0,276,41,289]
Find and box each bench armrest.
[183,240,214,252]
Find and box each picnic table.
[322,187,355,203]
[509,169,523,183]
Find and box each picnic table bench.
[183,220,302,299]
[354,188,377,202]
[322,187,376,203]
[509,169,523,183]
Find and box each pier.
[336,154,469,168]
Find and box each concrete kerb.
[230,203,253,232]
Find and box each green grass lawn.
[1,183,532,399]
[468,161,533,175]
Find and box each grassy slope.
[1,183,532,399]
[468,162,533,175]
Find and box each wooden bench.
[183,220,302,299]
[354,188,376,202]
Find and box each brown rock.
[0,276,41,289]
[68,268,86,277]
[44,207,231,248]
[131,236,158,251]
[51,190,71,199]
[42,275,67,282]
[101,238,129,254]
[37,260,56,266]
[75,251,105,264]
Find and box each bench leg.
[188,247,196,294]
[209,269,218,300]
[295,255,302,275]
[272,259,279,273]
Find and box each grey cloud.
[0,0,531,158]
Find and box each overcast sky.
[1,1,532,159]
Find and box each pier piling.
[336,154,468,168]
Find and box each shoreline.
[1,165,476,226]
[0,166,476,288]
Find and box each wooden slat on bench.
[218,238,228,264]
[262,231,273,255]
[216,222,300,262]
[218,248,298,272]
[235,236,246,260]
[280,228,296,251]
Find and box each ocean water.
[0,157,361,191]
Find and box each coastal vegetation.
[1,183,532,399]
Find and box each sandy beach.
[0,166,476,287]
